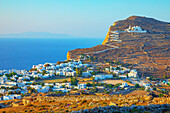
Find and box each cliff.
[67,16,170,77]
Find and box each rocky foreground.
[72,104,170,113]
[0,91,170,112]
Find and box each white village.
[0,26,169,101]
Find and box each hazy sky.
[0,0,170,38]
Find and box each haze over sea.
[0,38,103,70]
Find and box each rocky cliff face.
[67,16,170,77]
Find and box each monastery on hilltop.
[125,26,147,33]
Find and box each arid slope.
[67,16,170,77]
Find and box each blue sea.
[0,38,103,70]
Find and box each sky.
[0,0,170,38]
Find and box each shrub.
[81,100,87,104]
[135,83,140,88]
[159,93,164,97]
[71,77,79,86]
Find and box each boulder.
[12,102,19,107]
[109,102,117,106]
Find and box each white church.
[125,26,147,33]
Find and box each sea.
[0,38,103,70]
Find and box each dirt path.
[85,33,122,54]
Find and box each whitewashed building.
[125,26,147,33]
[128,70,137,77]
[78,84,86,89]
[93,74,113,80]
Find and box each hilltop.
[67,16,170,77]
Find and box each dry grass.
[38,77,71,83]
[1,91,170,113]
[100,80,134,86]
[38,77,92,83]
[126,90,147,96]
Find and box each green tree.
[62,80,68,83]
[115,67,120,70]
[86,82,91,87]
[62,85,65,88]
[163,75,167,79]
[76,68,83,77]
[153,87,156,91]
[126,74,129,78]
[108,84,113,88]
[93,56,97,60]
[97,67,101,72]
[113,74,117,77]
[35,89,38,93]
[90,87,97,93]
[34,77,39,80]
[41,70,46,75]
[89,57,93,61]
[44,63,50,67]
[71,77,79,86]
[159,93,164,97]
[13,91,17,94]
[135,83,140,88]
[114,83,122,88]
[91,72,96,75]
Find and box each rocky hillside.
[67,16,170,77]
[1,91,170,112]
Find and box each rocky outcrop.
[72,104,170,113]
[22,99,31,106]
[102,28,111,45]
[67,51,71,60]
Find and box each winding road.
[85,32,122,55]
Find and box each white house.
[56,71,63,76]
[44,83,54,86]
[93,74,113,80]
[145,85,153,91]
[3,94,21,100]
[0,89,6,94]
[30,85,42,90]
[105,68,110,72]
[6,82,17,86]
[82,72,91,77]
[54,83,71,88]
[119,75,127,79]
[128,70,137,78]
[40,86,50,93]
[17,83,25,87]
[96,86,105,89]
[78,84,86,89]
[119,83,128,88]
[0,75,8,84]
[42,74,50,79]
[53,88,70,93]
[113,70,120,75]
